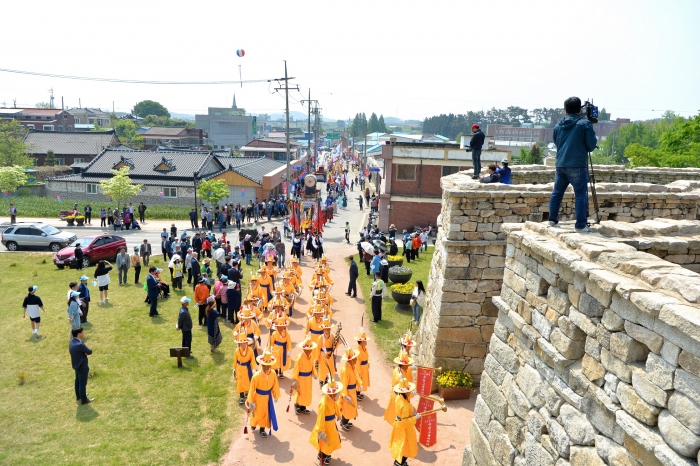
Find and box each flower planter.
[76,219,85,226]
[387,259,403,268]
[391,290,413,312]
[66,220,75,226]
[438,386,471,400]
[388,271,412,284]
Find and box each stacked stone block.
[509,165,700,186]
[462,221,700,466]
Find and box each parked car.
[1,222,77,252]
[53,234,127,269]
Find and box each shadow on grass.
[210,350,227,366]
[150,315,165,325]
[24,335,45,344]
[76,404,99,422]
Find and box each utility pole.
[274,61,299,199]
[301,89,318,173]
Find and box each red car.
[53,234,127,269]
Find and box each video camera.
[579,100,599,124]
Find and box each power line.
[0,68,282,85]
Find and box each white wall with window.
[86,183,98,194]
[163,187,178,198]
[74,158,84,163]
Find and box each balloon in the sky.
[236,49,245,57]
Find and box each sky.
[2,0,699,123]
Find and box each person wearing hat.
[355,328,370,400]
[496,159,511,184]
[172,256,184,291]
[248,274,268,309]
[67,290,82,337]
[257,268,273,305]
[290,256,303,285]
[384,350,415,425]
[270,318,292,378]
[205,296,222,352]
[468,123,485,179]
[291,337,317,415]
[265,299,288,329]
[310,375,343,465]
[226,279,241,325]
[388,377,419,466]
[194,277,210,326]
[246,349,281,438]
[317,318,336,388]
[388,224,397,241]
[78,275,91,324]
[176,297,194,358]
[232,332,257,404]
[370,272,386,323]
[263,256,277,283]
[214,276,228,319]
[234,308,262,357]
[280,274,297,317]
[339,348,362,431]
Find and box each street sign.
[369,167,381,173]
[327,133,339,140]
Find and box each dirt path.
[221,201,474,466]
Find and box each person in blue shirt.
[370,249,382,276]
[69,327,94,404]
[496,160,511,184]
[78,275,91,324]
[548,96,598,233]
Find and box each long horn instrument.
[400,404,448,420]
[415,365,443,372]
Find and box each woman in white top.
[411,280,426,324]
[94,260,113,304]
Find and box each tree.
[599,108,611,121]
[132,100,170,118]
[0,165,28,201]
[35,102,52,109]
[98,167,143,213]
[142,115,194,128]
[367,113,380,133]
[45,150,56,166]
[350,113,368,137]
[198,179,229,206]
[378,114,388,133]
[519,144,543,165]
[336,120,346,129]
[113,120,144,149]
[0,120,32,167]
[626,114,700,168]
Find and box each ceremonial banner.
[415,367,434,435]
[416,396,434,433]
[419,412,437,447]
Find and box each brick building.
[487,118,631,144]
[375,140,510,233]
[141,127,208,149]
[0,108,77,132]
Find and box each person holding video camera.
[467,124,485,179]
[548,97,598,233]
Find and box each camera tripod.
[587,152,601,226]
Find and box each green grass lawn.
[0,197,192,220]
[0,253,240,466]
[354,248,434,363]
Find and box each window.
[89,118,95,124]
[163,187,178,198]
[442,166,460,177]
[396,164,416,181]
[58,126,63,132]
[56,158,65,166]
[86,183,97,194]
[75,118,80,124]
[67,126,73,132]
[26,124,34,129]
[92,238,105,247]
[74,158,84,163]
[43,125,53,131]
[15,228,34,235]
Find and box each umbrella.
[373,240,388,252]
[264,243,275,251]
[360,242,374,254]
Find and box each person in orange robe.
[388,378,419,466]
[383,351,415,425]
[246,348,281,438]
[338,348,361,431]
[270,318,292,377]
[234,308,261,358]
[291,337,317,415]
[257,268,273,306]
[317,318,336,388]
[309,375,343,465]
[305,307,326,360]
[232,332,257,404]
[355,327,370,400]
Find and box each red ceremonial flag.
[419,412,438,447]
[416,396,434,433]
[416,368,433,396]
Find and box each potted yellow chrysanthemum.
[436,370,473,400]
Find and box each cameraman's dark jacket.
[553,114,597,168]
[469,130,485,151]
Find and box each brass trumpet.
[415,365,443,372]
[401,404,448,420]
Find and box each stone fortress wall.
[462,220,700,466]
[509,165,700,186]
[414,173,700,383]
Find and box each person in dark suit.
[345,255,359,298]
[192,233,203,257]
[69,327,94,404]
[146,266,161,316]
[140,239,152,267]
[190,252,201,291]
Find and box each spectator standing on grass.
[74,243,84,270]
[116,247,130,285]
[23,285,45,338]
[67,291,82,337]
[140,239,151,267]
[206,296,222,352]
[94,260,112,304]
[548,96,598,233]
[469,124,485,179]
[172,257,184,291]
[146,266,160,316]
[161,236,168,261]
[78,275,91,324]
[132,247,142,285]
[195,277,210,326]
[190,252,201,290]
[411,280,426,324]
[176,297,194,358]
[371,249,381,276]
[69,327,94,405]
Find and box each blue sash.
[260,283,272,300]
[274,340,287,367]
[360,360,368,366]
[347,384,356,390]
[310,329,323,335]
[256,388,279,431]
[325,414,336,422]
[237,360,253,379]
[299,371,312,377]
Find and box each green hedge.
[0,198,191,220]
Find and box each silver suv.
[1,222,77,252]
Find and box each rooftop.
[24,130,118,155]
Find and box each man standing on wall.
[548,96,597,233]
[468,124,485,179]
